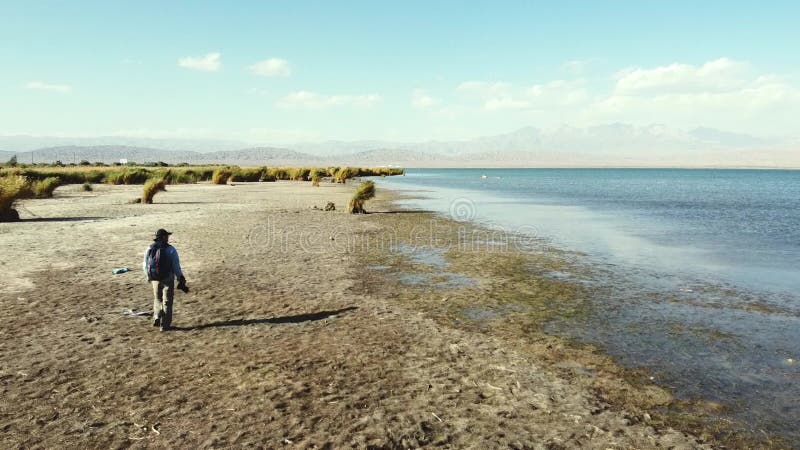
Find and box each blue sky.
[1,1,799,142]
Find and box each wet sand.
[0,181,732,448]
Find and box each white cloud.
[25,81,72,93]
[527,80,589,106]
[450,58,800,133]
[177,52,221,72]
[249,58,291,77]
[614,57,746,94]
[456,79,588,111]
[456,81,522,111]
[589,58,800,133]
[411,89,441,109]
[597,77,800,114]
[278,91,382,109]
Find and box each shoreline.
[0,180,785,448]
[362,182,792,449]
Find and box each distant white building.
[120,158,128,165]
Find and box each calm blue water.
[377,168,800,441]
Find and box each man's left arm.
[172,248,188,292]
[170,247,184,279]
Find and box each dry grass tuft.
[310,168,326,187]
[211,168,234,184]
[105,168,150,185]
[142,178,167,204]
[348,180,375,214]
[230,168,262,182]
[0,165,403,187]
[33,177,61,198]
[0,174,32,221]
[335,167,355,184]
[267,168,289,180]
[288,167,311,181]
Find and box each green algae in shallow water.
[353,190,788,450]
[396,272,474,289]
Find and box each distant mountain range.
[1,124,798,168]
[0,136,245,153]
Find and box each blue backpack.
[146,242,173,281]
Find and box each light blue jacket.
[143,244,184,281]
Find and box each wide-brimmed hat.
[154,228,172,240]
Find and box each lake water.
[378,168,800,441]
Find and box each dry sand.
[0,181,716,448]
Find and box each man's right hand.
[177,276,189,293]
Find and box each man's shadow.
[172,306,358,331]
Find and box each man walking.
[143,228,188,331]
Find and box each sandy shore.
[0,180,722,448]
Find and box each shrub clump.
[230,167,263,182]
[356,167,404,177]
[211,168,234,184]
[267,167,290,180]
[348,180,375,214]
[142,178,167,204]
[335,167,355,184]
[288,167,311,181]
[0,174,32,221]
[105,168,151,185]
[155,169,199,185]
[12,168,102,184]
[82,182,93,192]
[260,173,277,182]
[310,168,326,187]
[33,177,61,198]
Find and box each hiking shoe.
[159,324,170,332]
[153,317,161,327]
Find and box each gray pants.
[152,278,174,327]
